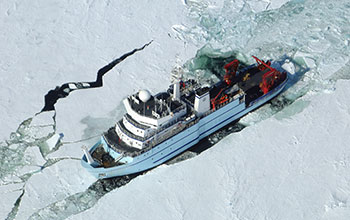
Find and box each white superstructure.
[118,83,187,149]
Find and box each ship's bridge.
[123,90,186,128]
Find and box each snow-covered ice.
[69,80,350,220]
[16,160,95,220]
[0,182,24,220]
[1,0,350,219]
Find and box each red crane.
[210,88,229,110]
[211,59,239,110]
[252,56,283,94]
[223,59,240,86]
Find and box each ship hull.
[82,77,288,179]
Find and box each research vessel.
[82,56,288,179]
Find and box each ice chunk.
[0,183,25,220]
[246,0,270,13]
[281,59,296,74]
[15,160,95,220]
[68,84,77,90]
[45,133,64,151]
[25,146,46,165]
[15,146,46,177]
[30,111,55,127]
[16,115,55,143]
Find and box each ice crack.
[5,188,25,220]
[41,41,153,112]
[28,174,139,220]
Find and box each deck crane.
[252,56,284,94]
[223,59,240,86]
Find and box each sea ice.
[0,182,24,220]
[45,133,64,152]
[70,80,350,220]
[15,159,95,220]
[15,146,46,177]
[1,0,350,219]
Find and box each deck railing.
[124,114,149,130]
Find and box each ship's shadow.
[88,55,309,195]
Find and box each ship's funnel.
[194,87,210,116]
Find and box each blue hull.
[82,77,288,179]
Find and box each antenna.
[154,97,158,113]
[171,56,184,83]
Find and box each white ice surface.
[16,160,95,220]
[0,183,24,220]
[46,140,99,160]
[70,80,350,220]
[15,146,46,177]
[1,0,350,219]
[0,0,197,141]
[0,0,197,219]
[45,133,63,151]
